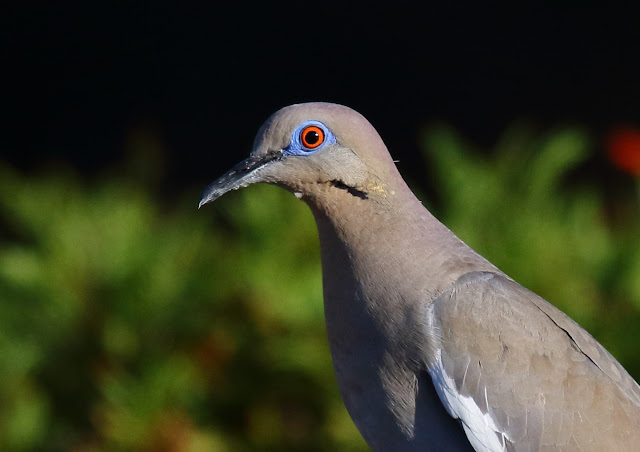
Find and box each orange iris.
[301,126,324,149]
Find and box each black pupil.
[304,130,320,145]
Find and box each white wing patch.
[430,349,509,452]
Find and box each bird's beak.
[199,150,283,208]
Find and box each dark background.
[5,4,640,189]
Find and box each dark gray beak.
[198,151,283,208]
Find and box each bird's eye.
[301,126,325,149]
[284,120,335,156]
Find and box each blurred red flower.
[607,127,640,176]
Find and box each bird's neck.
[306,179,500,360]
[307,181,498,308]
[303,180,500,443]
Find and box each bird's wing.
[426,271,640,451]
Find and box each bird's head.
[199,102,403,208]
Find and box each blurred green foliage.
[0,125,639,451]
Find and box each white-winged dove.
[200,103,640,451]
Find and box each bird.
[199,102,640,451]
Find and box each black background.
[5,4,640,190]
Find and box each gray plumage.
[200,102,640,451]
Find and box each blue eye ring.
[284,120,336,156]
